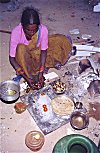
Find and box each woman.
[9,7,72,89]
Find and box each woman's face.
[23,24,38,40]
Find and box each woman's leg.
[15,44,34,78]
[46,34,72,69]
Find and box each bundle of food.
[14,102,27,114]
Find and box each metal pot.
[0,80,20,102]
[70,111,89,130]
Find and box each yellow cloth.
[15,34,72,78]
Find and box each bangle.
[16,67,22,73]
[39,66,44,72]
[16,67,24,74]
[19,70,24,75]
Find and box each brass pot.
[70,111,89,130]
[25,131,45,152]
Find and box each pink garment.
[9,23,48,57]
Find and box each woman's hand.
[38,72,45,88]
[39,71,44,82]
[25,77,35,89]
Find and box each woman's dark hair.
[21,7,40,27]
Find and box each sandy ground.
[0,0,100,153]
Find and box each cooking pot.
[0,80,20,103]
[70,111,89,130]
[53,134,99,153]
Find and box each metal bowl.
[70,111,89,130]
[0,80,20,102]
[52,80,66,94]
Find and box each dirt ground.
[0,0,100,153]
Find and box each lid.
[25,131,45,151]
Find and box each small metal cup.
[74,102,83,109]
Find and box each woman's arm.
[9,56,20,70]
[39,25,48,68]
[40,49,47,68]
[9,56,35,88]
[38,49,47,85]
[9,56,27,79]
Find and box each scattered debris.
[82,34,92,40]
[93,2,100,12]
[69,28,80,35]
[89,102,100,121]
